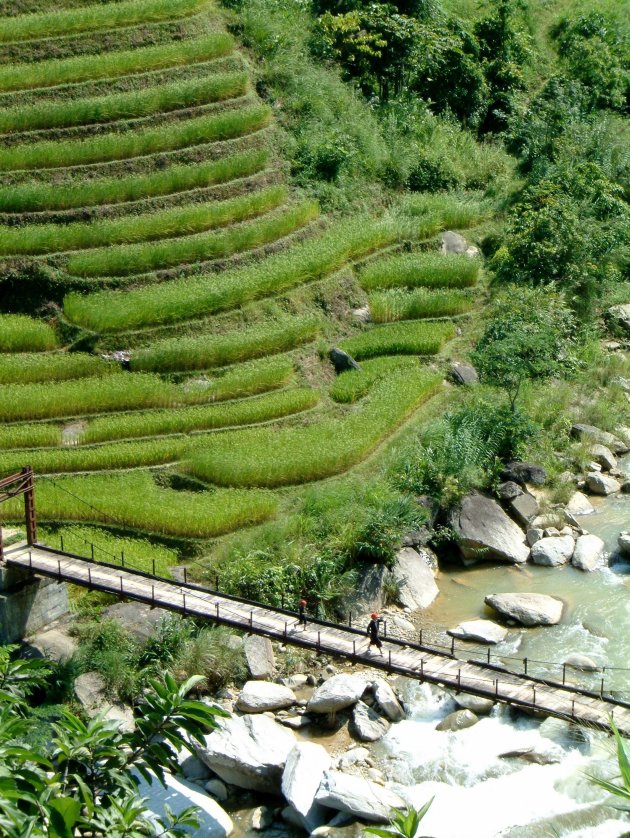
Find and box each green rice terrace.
[0,0,486,582]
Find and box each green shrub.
[0,72,248,134]
[173,626,248,691]
[0,0,211,43]
[0,148,268,212]
[0,314,58,352]
[132,316,320,372]
[3,185,286,256]
[330,356,418,403]
[369,288,476,322]
[0,352,109,384]
[66,200,317,277]
[64,215,400,331]
[360,251,480,291]
[185,366,442,487]
[340,321,455,360]
[0,33,233,93]
[0,105,271,171]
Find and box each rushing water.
[379,457,630,837]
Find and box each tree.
[471,286,576,411]
[0,645,225,837]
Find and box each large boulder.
[530,535,575,567]
[450,492,529,564]
[618,532,630,556]
[436,709,478,732]
[585,472,621,496]
[315,771,405,823]
[485,593,564,627]
[500,461,547,486]
[235,681,296,713]
[307,674,367,714]
[282,743,331,832]
[28,628,77,662]
[329,347,360,374]
[449,362,479,386]
[441,230,468,254]
[508,491,540,526]
[244,635,275,681]
[343,563,389,618]
[74,672,134,732]
[136,772,233,838]
[565,491,594,516]
[564,653,599,672]
[447,619,507,645]
[589,444,617,472]
[571,423,629,455]
[392,547,439,610]
[607,303,630,333]
[371,677,405,722]
[571,534,605,572]
[453,694,495,715]
[351,700,390,742]
[195,714,295,793]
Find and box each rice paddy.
[0,352,110,384]
[0,314,58,352]
[368,288,477,322]
[341,321,456,360]
[360,252,480,291]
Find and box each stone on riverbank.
[447,619,508,644]
[565,491,595,516]
[571,534,605,572]
[453,694,495,715]
[530,535,575,567]
[282,742,331,833]
[450,492,530,564]
[618,532,630,556]
[236,681,296,713]
[136,772,233,838]
[564,653,599,672]
[351,700,390,742]
[372,677,405,722]
[585,472,621,496]
[508,491,540,526]
[485,593,564,627]
[571,424,629,455]
[244,635,275,681]
[315,772,406,823]
[500,461,547,486]
[392,547,439,610]
[307,674,367,714]
[436,709,479,732]
[195,714,295,793]
[589,444,617,472]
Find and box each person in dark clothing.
[297,598,308,629]
[367,612,383,654]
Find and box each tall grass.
[369,288,476,322]
[0,423,60,451]
[81,388,319,443]
[132,316,320,373]
[3,185,286,256]
[360,252,480,291]
[330,356,418,403]
[0,148,268,212]
[0,352,109,384]
[0,33,233,93]
[395,192,490,230]
[341,321,455,360]
[66,200,318,277]
[185,366,442,487]
[0,72,248,134]
[0,0,211,43]
[64,215,400,331]
[0,105,271,171]
[0,314,58,352]
[2,471,277,538]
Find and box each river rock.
[485,593,564,626]
[453,694,495,715]
[337,747,369,770]
[447,619,508,644]
[244,635,275,681]
[436,709,479,732]
[236,681,296,713]
[351,700,390,742]
[315,771,405,823]
[136,772,233,838]
[585,472,621,496]
[372,677,405,722]
[571,423,629,455]
[497,481,523,501]
[180,753,210,782]
[450,492,529,564]
[205,779,229,802]
[500,461,547,486]
[195,714,295,793]
[449,362,479,386]
[345,563,389,617]
[509,491,540,526]
[618,532,630,556]
[392,546,439,610]
[526,528,544,546]
[330,347,360,374]
[530,535,575,567]
[571,534,605,572]
[28,628,77,662]
[251,806,274,831]
[564,653,599,672]
[282,742,331,833]
[622,481,630,493]
[565,491,595,516]
[607,303,630,333]
[589,444,617,472]
[498,745,562,765]
[307,674,367,714]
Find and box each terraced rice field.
[0,0,481,546]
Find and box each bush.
[173,626,248,692]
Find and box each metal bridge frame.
[0,467,36,562]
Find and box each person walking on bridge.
[367,612,383,655]
[297,598,308,629]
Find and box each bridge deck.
[5,542,629,736]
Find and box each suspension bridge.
[1,468,629,736]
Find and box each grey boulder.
[392,546,439,610]
[590,444,617,472]
[607,303,630,333]
[136,772,233,838]
[564,653,599,672]
[453,694,495,715]
[315,771,406,823]
[447,619,508,645]
[509,491,540,526]
[307,674,367,714]
[351,700,390,742]
[244,635,275,681]
[571,424,629,455]
[235,681,296,713]
[500,461,547,486]
[485,592,564,626]
[450,492,529,564]
[571,534,605,572]
[530,535,575,567]
[330,347,360,374]
[449,362,479,386]
[441,231,468,254]
[565,491,594,516]
[436,709,479,732]
[618,531,630,556]
[371,677,405,722]
[282,742,331,833]
[586,472,621,496]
